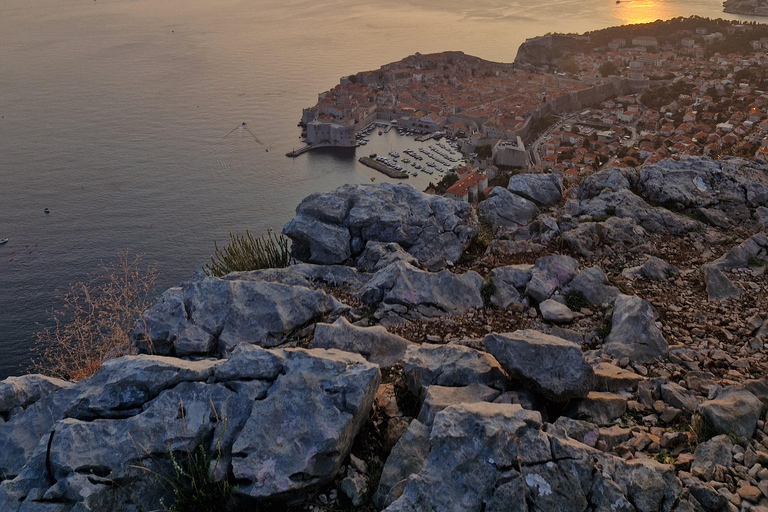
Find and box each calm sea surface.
[0,0,757,378]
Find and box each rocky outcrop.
[359,261,484,321]
[478,187,539,229]
[507,172,563,205]
[132,275,344,356]
[0,346,380,511]
[379,402,682,512]
[310,317,412,367]
[283,183,478,270]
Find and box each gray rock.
[311,317,412,368]
[697,386,762,439]
[756,206,768,230]
[553,416,600,447]
[507,172,563,205]
[639,256,679,281]
[562,267,619,307]
[568,391,628,426]
[709,233,768,270]
[417,384,501,425]
[637,157,768,223]
[539,299,574,324]
[488,265,532,308]
[484,330,594,402]
[687,481,728,512]
[570,189,701,235]
[691,434,733,480]
[401,343,508,397]
[382,402,681,512]
[374,419,431,510]
[577,168,631,200]
[0,376,72,417]
[593,363,645,393]
[133,277,344,355]
[356,242,419,272]
[359,262,483,318]
[702,265,742,301]
[603,294,668,364]
[478,187,539,229]
[226,263,371,293]
[283,183,478,271]
[744,378,768,407]
[525,254,579,303]
[660,382,699,414]
[562,216,648,258]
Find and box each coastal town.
[298,17,768,203]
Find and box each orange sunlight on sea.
[614,0,674,25]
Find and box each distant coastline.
[723,0,768,16]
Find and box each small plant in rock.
[692,413,718,444]
[204,229,290,277]
[604,205,617,217]
[594,322,612,340]
[565,290,590,311]
[481,277,497,308]
[746,254,767,268]
[654,451,676,465]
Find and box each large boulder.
[311,317,412,368]
[478,187,539,229]
[381,402,681,512]
[358,262,483,318]
[484,330,594,402]
[636,156,768,223]
[577,168,631,200]
[691,434,733,481]
[701,265,742,301]
[562,216,647,257]
[507,172,563,205]
[603,294,668,364]
[356,242,419,273]
[283,183,478,270]
[374,419,431,510]
[132,276,344,356]
[697,386,762,439]
[708,233,768,270]
[561,267,619,307]
[0,346,381,511]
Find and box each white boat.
[0,238,7,245]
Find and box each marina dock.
[358,157,409,179]
[285,142,335,158]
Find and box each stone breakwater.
[2,156,768,511]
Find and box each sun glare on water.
[614,0,673,25]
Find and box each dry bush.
[31,252,158,381]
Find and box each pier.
[358,157,409,179]
[285,142,337,158]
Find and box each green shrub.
[204,229,290,277]
[565,290,590,311]
[160,426,237,512]
[481,277,497,308]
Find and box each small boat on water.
[44,208,50,214]
[0,239,8,245]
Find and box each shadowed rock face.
[283,183,478,271]
[603,294,668,364]
[0,346,380,511]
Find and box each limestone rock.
[539,299,574,324]
[359,262,483,318]
[311,317,412,368]
[562,266,619,307]
[603,294,668,364]
[356,242,419,272]
[484,330,594,402]
[697,386,762,439]
[283,183,478,270]
[593,362,645,393]
[488,264,532,308]
[709,233,768,270]
[401,343,508,397]
[0,375,72,417]
[691,435,733,480]
[702,264,742,301]
[638,256,679,281]
[478,187,539,229]
[576,168,630,200]
[133,277,344,355]
[417,384,501,425]
[507,172,563,205]
[562,217,648,257]
[525,254,579,303]
[569,391,628,426]
[374,419,431,511]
